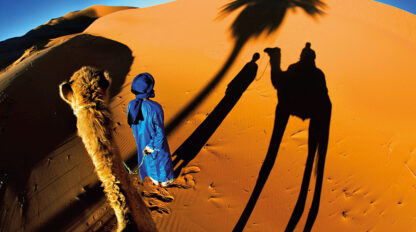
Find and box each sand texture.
[1,0,416,231]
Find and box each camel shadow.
[165,0,325,136]
[172,53,260,177]
[233,43,331,232]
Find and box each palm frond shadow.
[166,0,325,136]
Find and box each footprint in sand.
[146,198,170,214]
[136,166,201,214]
[139,178,174,215]
[142,185,174,202]
[169,166,200,189]
[208,182,226,208]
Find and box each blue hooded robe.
[127,73,174,184]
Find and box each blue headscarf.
[127,73,155,126]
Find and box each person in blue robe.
[127,73,174,187]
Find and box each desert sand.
[1,0,416,231]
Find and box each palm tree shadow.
[233,43,331,232]
[165,0,325,136]
[172,54,260,177]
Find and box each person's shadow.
[172,53,260,177]
[166,0,325,136]
[233,43,331,232]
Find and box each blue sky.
[0,0,415,42]
[375,0,416,15]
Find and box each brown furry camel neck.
[59,66,157,232]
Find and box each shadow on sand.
[165,0,325,136]
[233,43,331,232]
[0,34,133,230]
[172,53,260,176]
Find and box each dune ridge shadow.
[33,181,105,232]
[0,34,132,230]
[233,43,331,232]
[165,0,325,136]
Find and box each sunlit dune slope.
[85,0,416,231]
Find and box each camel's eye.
[98,75,109,91]
[97,71,110,91]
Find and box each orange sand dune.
[85,0,416,231]
[1,0,416,231]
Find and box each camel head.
[264,47,281,57]
[59,66,111,112]
[264,47,282,70]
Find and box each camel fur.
[59,66,157,232]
